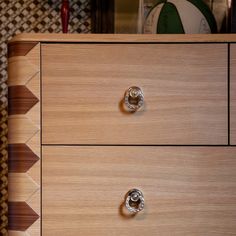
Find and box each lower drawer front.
[42,147,236,236]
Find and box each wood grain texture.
[8,42,38,58]
[26,219,40,236]
[8,57,39,87]
[26,131,40,157]
[27,161,40,185]
[8,144,39,173]
[42,43,227,145]
[8,231,28,236]
[8,115,39,144]
[8,202,39,231]
[230,44,236,144]
[8,42,41,235]
[8,173,39,202]
[20,43,40,68]
[8,86,39,115]
[27,190,40,215]
[9,33,236,43]
[8,43,40,86]
[26,73,40,99]
[26,103,40,126]
[42,146,236,236]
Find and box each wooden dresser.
[8,34,236,236]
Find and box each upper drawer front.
[231,44,236,145]
[42,43,227,145]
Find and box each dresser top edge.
[9,33,236,44]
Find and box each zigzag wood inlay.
[8,144,39,173]
[8,85,39,115]
[8,202,39,231]
[8,41,41,235]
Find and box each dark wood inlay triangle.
[8,144,39,173]
[8,202,39,231]
[8,42,38,58]
[8,85,39,115]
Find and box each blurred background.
[115,0,232,33]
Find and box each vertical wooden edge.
[230,43,236,145]
[91,0,114,33]
[7,41,41,234]
[8,41,39,58]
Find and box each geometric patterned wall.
[0,0,91,235]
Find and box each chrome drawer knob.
[125,189,145,213]
[124,87,144,112]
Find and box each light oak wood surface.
[26,220,40,236]
[9,33,236,43]
[8,115,39,144]
[8,44,40,86]
[26,103,40,127]
[42,146,236,236]
[8,57,39,86]
[42,43,227,145]
[26,73,40,101]
[231,44,236,145]
[8,232,27,236]
[26,131,40,157]
[8,173,39,202]
[27,161,40,184]
[27,189,40,215]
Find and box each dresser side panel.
[8,42,41,235]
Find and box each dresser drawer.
[42,146,236,236]
[42,43,227,145]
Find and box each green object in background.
[144,0,217,34]
[157,2,185,33]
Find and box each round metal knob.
[125,189,145,213]
[124,87,144,112]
